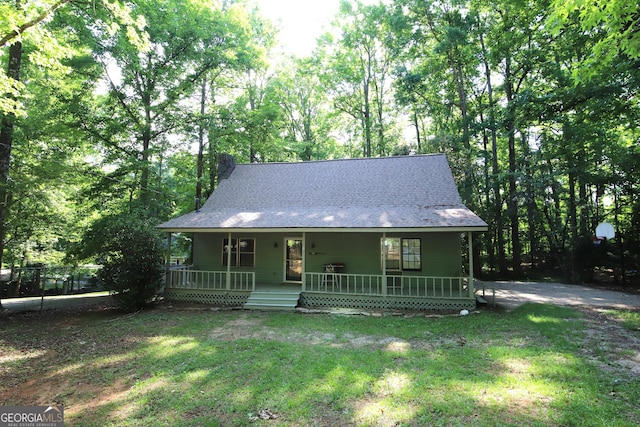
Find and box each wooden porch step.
[244,290,301,311]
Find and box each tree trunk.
[521,133,537,268]
[480,32,506,273]
[443,44,474,212]
[196,80,206,210]
[208,84,217,193]
[541,156,562,258]
[447,50,470,151]
[578,175,589,238]
[507,131,522,275]
[504,56,522,275]
[412,111,421,153]
[139,79,153,209]
[374,79,385,156]
[480,120,495,272]
[568,170,578,282]
[362,77,372,158]
[0,39,23,308]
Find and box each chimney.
[217,153,236,181]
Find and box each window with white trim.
[382,237,421,271]
[223,238,255,267]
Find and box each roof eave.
[157,226,489,233]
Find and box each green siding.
[193,232,288,285]
[192,233,219,271]
[306,233,380,275]
[192,231,463,283]
[421,232,463,277]
[256,233,289,284]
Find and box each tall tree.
[84,0,257,214]
[0,28,22,294]
[0,0,145,306]
[271,57,343,161]
[472,0,550,274]
[319,0,401,157]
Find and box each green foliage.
[0,0,148,114]
[74,212,164,310]
[0,35,102,267]
[1,0,638,286]
[385,0,640,281]
[0,0,148,275]
[317,0,404,157]
[550,0,640,81]
[77,0,268,214]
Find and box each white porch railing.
[305,272,383,295]
[167,268,255,291]
[385,275,467,298]
[305,272,469,298]
[166,268,467,298]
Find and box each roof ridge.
[234,153,446,167]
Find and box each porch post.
[468,231,474,298]
[382,232,387,297]
[165,233,172,288]
[226,232,232,290]
[302,232,306,291]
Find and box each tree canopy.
[0,0,638,292]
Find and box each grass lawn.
[1,302,639,426]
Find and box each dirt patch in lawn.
[575,307,640,376]
[208,313,424,352]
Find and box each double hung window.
[382,238,421,271]
[223,238,255,267]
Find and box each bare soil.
[575,307,640,377]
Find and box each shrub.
[76,213,165,310]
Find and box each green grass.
[603,309,640,331]
[1,303,639,426]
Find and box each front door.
[285,239,303,282]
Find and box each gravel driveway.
[478,280,640,310]
[0,292,112,312]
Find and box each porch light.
[273,242,278,248]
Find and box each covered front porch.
[164,268,475,310]
[163,228,479,311]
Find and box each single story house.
[158,154,488,311]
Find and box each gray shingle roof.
[158,154,487,231]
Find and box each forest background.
[0,0,638,288]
